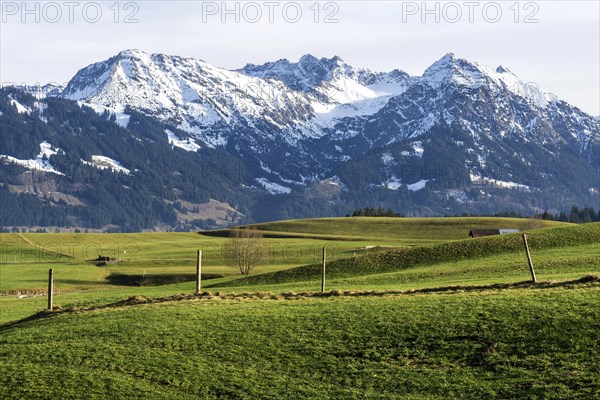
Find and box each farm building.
[499,229,520,234]
[469,229,519,238]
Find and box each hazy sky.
[1,1,599,115]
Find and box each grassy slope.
[210,223,600,289]
[0,218,598,398]
[222,217,564,242]
[0,218,587,325]
[1,286,599,399]
[0,217,563,293]
[208,243,600,294]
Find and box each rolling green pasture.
[0,217,587,324]
[237,216,563,243]
[1,218,598,398]
[0,217,563,291]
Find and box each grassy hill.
[0,217,563,293]
[208,216,564,243]
[1,217,598,398]
[1,284,599,399]
[209,223,599,290]
[0,217,581,323]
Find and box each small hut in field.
[468,228,519,238]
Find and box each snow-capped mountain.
[58,50,422,184]
[239,54,413,104]
[62,49,316,148]
[60,50,599,167]
[354,53,599,154]
[60,51,415,149]
[1,50,598,230]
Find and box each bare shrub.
[224,227,265,275]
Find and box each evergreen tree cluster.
[449,207,599,224]
[533,206,600,224]
[350,207,404,217]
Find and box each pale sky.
[1,0,599,115]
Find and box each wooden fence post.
[522,234,537,283]
[47,269,53,310]
[321,247,326,293]
[195,249,202,294]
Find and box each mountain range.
[1,50,598,231]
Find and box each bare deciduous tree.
[224,227,265,275]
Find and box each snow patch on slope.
[255,178,291,195]
[165,130,201,152]
[313,95,393,122]
[411,141,424,157]
[470,173,530,191]
[83,155,131,174]
[386,176,402,190]
[407,179,430,191]
[319,75,382,104]
[381,153,395,166]
[9,97,32,114]
[0,141,64,175]
[381,177,431,191]
[80,101,131,128]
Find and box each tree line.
[349,207,405,217]
[532,206,600,224]
[351,206,600,224]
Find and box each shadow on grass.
[198,230,364,241]
[2,275,598,333]
[106,272,223,287]
[53,279,103,286]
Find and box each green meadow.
[1,217,598,398]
